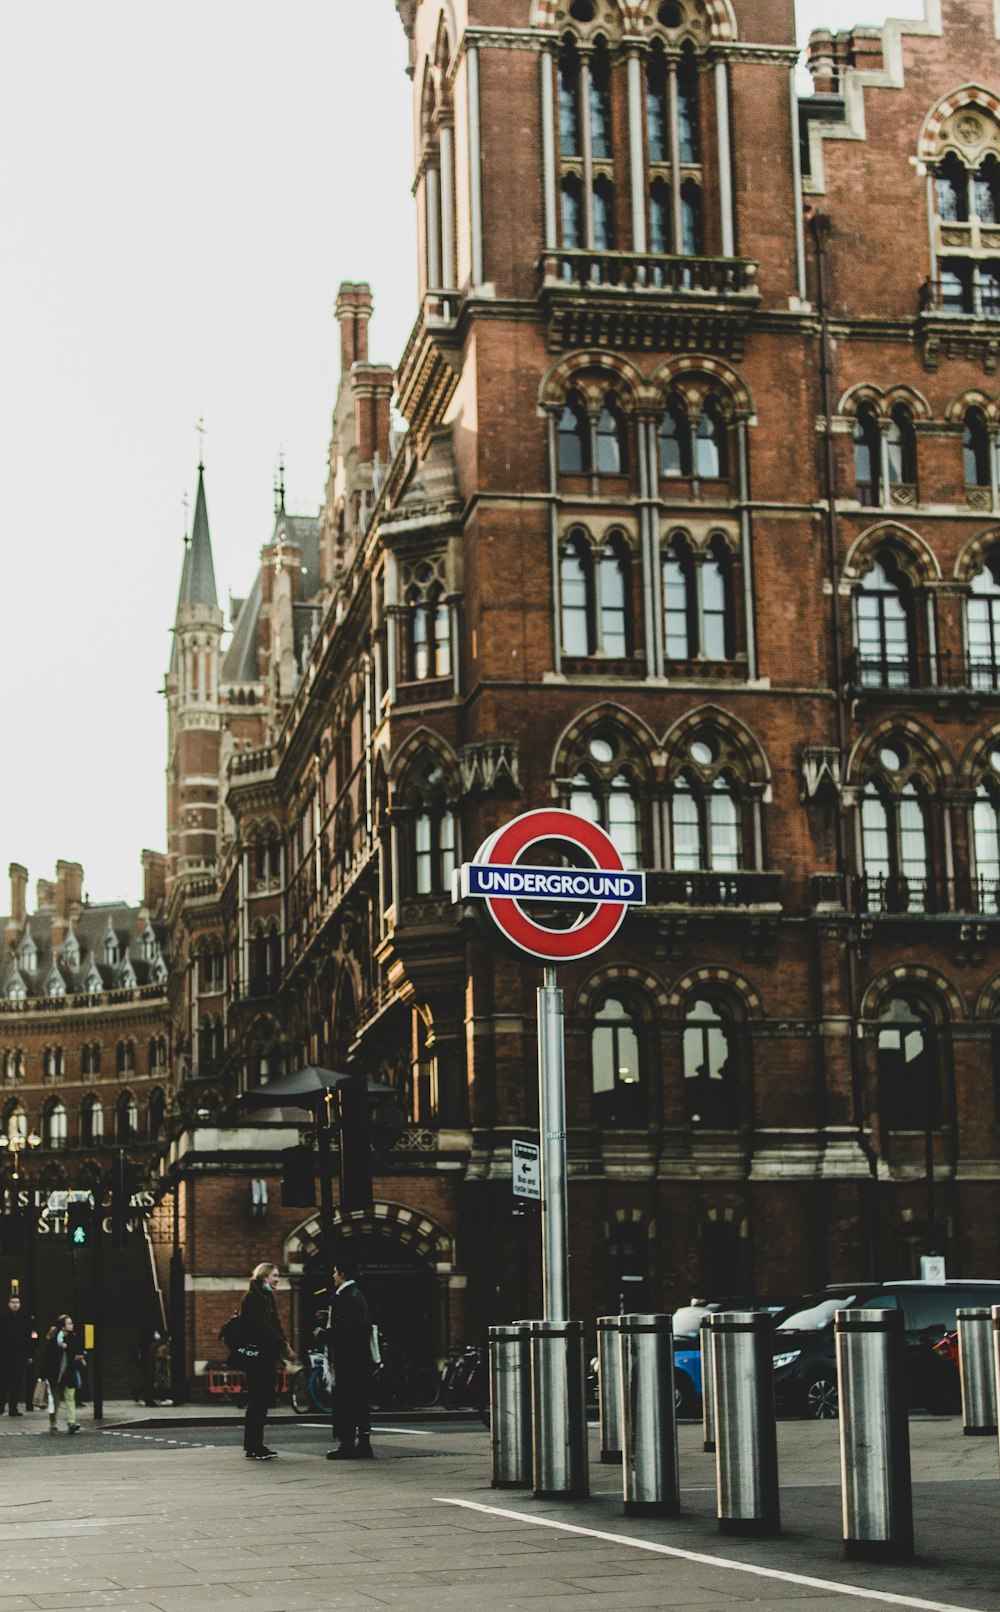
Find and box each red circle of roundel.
[477,808,628,962]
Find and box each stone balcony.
[538,249,760,356]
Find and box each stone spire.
[180,463,218,609]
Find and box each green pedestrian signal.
[66,1200,92,1248]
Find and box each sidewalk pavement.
[0,1414,996,1612]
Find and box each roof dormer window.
[140,923,157,962]
[103,928,119,966]
[62,930,80,969]
[17,933,36,973]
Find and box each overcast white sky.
[0,0,926,908]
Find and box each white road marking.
[435,1497,980,1612]
[371,1426,433,1437]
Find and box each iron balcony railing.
[860,872,1000,916]
[847,648,1000,693]
[645,869,782,908]
[541,248,758,297]
[920,278,1000,319]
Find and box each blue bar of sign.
[462,863,645,905]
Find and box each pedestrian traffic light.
[66,1200,92,1248]
[280,1145,316,1208]
[337,1082,373,1213]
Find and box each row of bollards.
[488,1303,1000,1563]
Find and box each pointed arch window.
[663,539,693,657]
[403,567,451,683]
[81,1043,100,1077]
[683,998,739,1127]
[662,536,733,663]
[967,558,1000,688]
[646,49,668,164]
[877,996,939,1131]
[44,1100,67,1152]
[964,407,992,488]
[569,775,641,868]
[599,538,630,654]
[561,175,583,250]
[973,781,1000,911]
[117,1091,139,1144]
[560,535,593,655]
[558,391,591,473]
[559,48,582,157]
[853,557,913,687]
[650,178,672,256]
[589,43,612,160]
[592,177,615,250]
[149,1089,167,1142]
[854,404,882,505]
[695,399,728,479]
[677,47,700,164]
[886,405,917,488]
[595,397,626,475]
[669,770,743,871]
[680,182,703,256]
[861,768,931,914]
[974,155,1000,224]
[81,1095,104,1146]
[936,154,968,223]
[409,757,457,898]
[591,993,645,1127]
[658,399,690,477]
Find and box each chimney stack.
[335,282,374,375]
[351,364,395,466]
[52,861,84,947]
[5,864,27,945]
[142,850,167,913]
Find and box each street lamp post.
[0,1127,42,1319]
[0,1127,42,1179]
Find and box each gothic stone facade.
[165,0,1000,1374]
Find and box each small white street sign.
[512,1139,540,1201]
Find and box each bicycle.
[369,1345,439,1411]
[290,1348,334,1416]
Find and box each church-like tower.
[165,464,224,886]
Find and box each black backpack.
[219,1312,260,1369]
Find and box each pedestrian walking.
[238,1261,293,1461]
[41,1314,86,1434]
[0,1294,33,1416]
[326,1260,374,1460]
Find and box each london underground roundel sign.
[455,808,645,963]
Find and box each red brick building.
[162,0,1000,1382]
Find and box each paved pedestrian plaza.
[0,1410,997,1611]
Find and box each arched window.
[669,770,742,871]
[860,747,931,913]
[936,153,968,223]
[853,557,913,687]
[561,175,583,250]
[589,43,612,160]
[680,181,702,256]
[701,538,732,659]
[558,391,591,473]
[975,155,1000,224]
[569,772,602,825]
[967,558,1000,688]
[591,994,645,1126]
[886,406,917,488]
[44,1101,67,1151]
[403,566,451,682]
[854,403,882,505]
[148,1037,166,1075]
[81,1095,104,1146]
[658,399,691,477]
[116,1092,138,1144]
[598,538,630,655]
[649,178,672,256]
[560,533,593,655]
[646,50,668,164]
[565,733,644,868]
[595,398,626,475]
[877,996,939,1131]
[116,1040,135,1077]
[606,776,641,868]
[662,539,693,658]
[148,1089,167,1142]
[972,780,1000,911]
[409,757,457,897]
[695,399,728,479]
[81,1043,100,1078]
[592,177,615,250]
[677,47,700,164]
[559,47,582,157]
[683,998,739,1127]
[963,407,991,489]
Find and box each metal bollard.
[700,1313,716,1453]
[835,1307,913,1562]
[530,1320,589,1499]
[709,1311,780,1537]
[957,1308,998,1435]
[619,1314,679,1517]
[993,1306,1000,1473]
[597,1316,622,1463]
[489,1323,532,1488]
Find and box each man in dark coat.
[0,1295,33,1415]
[326,1260,374,1460]
[238,1262,291,1460]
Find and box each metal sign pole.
[538,966,568,1323]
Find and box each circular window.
[690,740,714,766]
[658,0,684,24]
[990,749,1000,773]
[569,0,595,20]
[879,746,902,773]
[589,737,615,764]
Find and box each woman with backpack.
[237,1261,292,1460]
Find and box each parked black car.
[772,1280,1000,1418]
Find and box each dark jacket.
[0,1308,33,1363]
[328,1280,372,1379]
[238,1280,288,1364]
[41,1330,86,1391]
